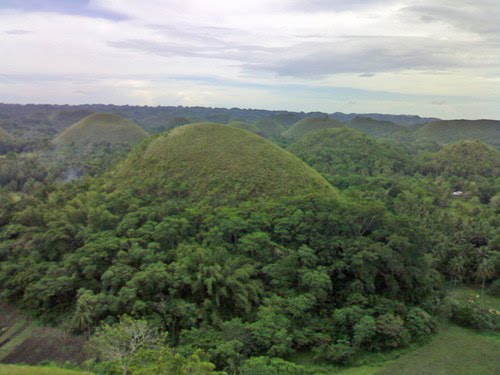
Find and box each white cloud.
[0,0,498,118]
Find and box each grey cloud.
[401,1,500,34]
[359,73,375,78]
[243,36,496,78]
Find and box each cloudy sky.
[0,0,499,119]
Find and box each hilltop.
[419,140,500,178]
[113,123,335,201]
[415,119,500,146]
[254,119,285,138]
[0,126,12,143]
[347,116,407,138]
[283,117,343,140]
[289,128,411,178]
[228,121,261,135]
[52,113,148,147]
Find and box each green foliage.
[283,117,343,140]
[240,356,312,375]
[347,117,407,138]
[449,298,499,331]
[416,119,500,146]
[488,279,500,297]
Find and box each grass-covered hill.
[419,140,500,178]
[0,126,13,143]
[347,117,407,138]
[227,121,261,135]
[52,113,148,147]
[283,117,343,140]
[0,127,14,153]
[113,123,335,201]
[289,128,411,178]
[415,119,500,146]
[254,119,285,138]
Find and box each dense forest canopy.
[0,104,498,374]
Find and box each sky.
[0,0,499,119]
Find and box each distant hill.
[0,126,13,143]
[331,112,438,127]
[53,113,148,147]
[228,121,261,134]
[283,117,344,140]
[0,126,13,153]
[50,109,94,126]
[254,119,285,138]
[415,120,500,146]
[419,140,499,178]
[289,128,411,177]
[113,123,335,201]
[347,117,407,138]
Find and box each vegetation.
[253,119,286,139]
[0,364,90,374]
[416,119,500,146]
[346,117,407,139]
[113,123,335,201]
[0,104,499,374]
[227,122,261,135]
[288,128,412,179]
[283,117,343,140]
[52,113,148,147]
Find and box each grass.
[376,325,499,375]
[0,322,35,361]
[53,113,147,147]
[254,119,285,138]
[0,364,90,375]
[0,127,13,143]
[283,117,343,140]
[347,117,407,138]
[227,121,261,134]
[415,119,500,146]
[114,123,335,201]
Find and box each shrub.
[450,299,498,331]
[313,340,356,365]
[374,314,410,349]
[487,279,500,297]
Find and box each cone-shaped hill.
[416,119,500,146]
[113,123,335,201]
[53,113,148,147]
[0,126,13,153]
[228,121,261,135]
[347,117,407,138]
[254,119,285,138]
[419,140,499,178]
[283,117,343,140]
[0,126,13,143]
[289,128,412,177]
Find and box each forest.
[0,105,499,375]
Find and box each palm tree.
[449,256,465,288]
[476,258,494,299]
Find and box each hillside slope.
[415,119,500,146]
[283,117,343,140]
[53,113,147,147]
[113,123,335,201]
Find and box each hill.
[347,117,407,138]
[113,123,335,201]
[254,119,285,138]
[227,121,261,135]
[283,117,343,140]
[0,126,12,143]
[419,140,500,178]
[0,127,13,153]
[289,128,411,178]
[415,119,500,146]
[52,113,148,147]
